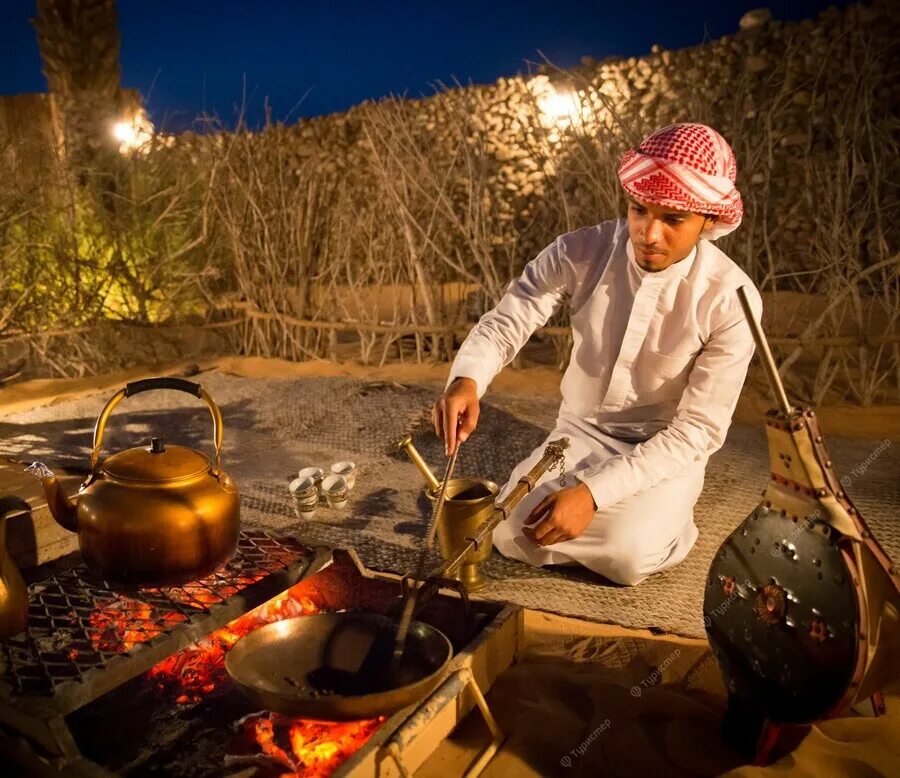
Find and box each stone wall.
[173,1,897,285]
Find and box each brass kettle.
[29,377,240,587]
[0,498,28,638]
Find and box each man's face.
[626,197,712,272]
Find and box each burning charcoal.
[35,630,74,653]
[223,752,296,772]
[231,712,302,774]
[228,710,382,774]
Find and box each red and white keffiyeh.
[618,123,743,240]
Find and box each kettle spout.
[25,462,78,532]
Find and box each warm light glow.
[141,572,384,774]
[538,91,581,124]
[528,76,593,133]
[112,107,154,153]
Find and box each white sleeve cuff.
[574,465,626,512]
[446,351,501,399]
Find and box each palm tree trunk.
[33,0,124,187]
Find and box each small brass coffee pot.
[426,477,499,590]
[0,497,28,639]
[398,435,569,590]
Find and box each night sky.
[2,0,848,132]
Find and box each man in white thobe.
[432,123,762,586]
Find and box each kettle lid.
[102,438,211,483]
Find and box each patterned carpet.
[2,370,897,639]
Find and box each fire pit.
[0,531,520,776]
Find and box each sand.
[418,614,900,778]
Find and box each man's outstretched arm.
[434,237,576,453]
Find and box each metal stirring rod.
[391,443,460,666]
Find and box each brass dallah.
[0,498,28,639]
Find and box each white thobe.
[447,218,762,585]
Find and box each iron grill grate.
[0,530,312,699]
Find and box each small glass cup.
[289,475,319,519]
[289,475,318,501]
[321,474,349,509]
[298,466,326,503]
[329,461,357,490]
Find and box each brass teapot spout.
[26,462,78,532]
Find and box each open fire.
[231,713,385,777]
[147,586,318,704]
[130,566,391,776]
[1,540,510,778]
[87,547,307,655]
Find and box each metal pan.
[225,612,453,720]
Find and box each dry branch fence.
[1,5,898,405]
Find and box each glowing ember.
[233,712,385,777]
[85,548,302,654]
[143,573,386,775]
[89,553,302,653]
[88,601,188,652]
[147,589,319,704]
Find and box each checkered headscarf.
[618,123,743,240]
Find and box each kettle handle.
[90,377,225,475]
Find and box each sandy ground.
[418,616,900,778]
[2,355,899,440]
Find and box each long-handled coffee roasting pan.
[225,438,569,720]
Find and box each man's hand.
[522,482,597,546]
[432,377,480,455]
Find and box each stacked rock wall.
[174,1,897,288]
[156,1,900,404]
